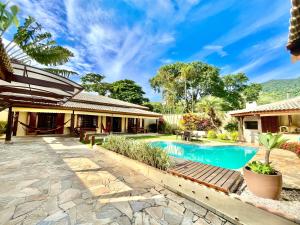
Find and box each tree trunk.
[265,150,271,165]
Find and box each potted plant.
[243,133,287,200]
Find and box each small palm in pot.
[243,133,287,199]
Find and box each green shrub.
[224,120,238,132]
[217,133,229,140]
[0,121,7,134]
[229,131,239,142]
[207,130,217,139]
[102,135,171,170]
[247,161,276,175]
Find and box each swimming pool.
[150,141,257,169]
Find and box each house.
[11,92,161,137]
[230,97,300,143]
[0,61,161,140]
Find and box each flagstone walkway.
[0,137,233,225]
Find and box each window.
[78,115,97,128]
[245,121,258,130]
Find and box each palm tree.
[258,133,287,165]
[4,16,77,78]
[0,2,19,37]
[6,16,74,66]
[196,95,224,131]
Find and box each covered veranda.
[0,60,83,142]
[230,97,300,143]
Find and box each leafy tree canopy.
[150,62,260,112]
[110,79,149,105]
[150,61,224,112]
[81,73,110,96]
[0,2,19,37]
[243,83,262,102]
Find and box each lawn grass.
[205,138,236,144]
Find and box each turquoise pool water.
[150,141,257,169]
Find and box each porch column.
[135,118,139,133]
[70,110,75,136]
[238,116,245,142]
[5,106,13,142]
[110,117,113,134]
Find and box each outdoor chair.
[183,131,191,141]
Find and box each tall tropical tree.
[196,96,224,131]
[150,62,224,113]
[6,16,73,67]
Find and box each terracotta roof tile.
[230,96,300,115]
[72,93,149,110]
[63,100,161,117]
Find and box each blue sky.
[7,0,297,101]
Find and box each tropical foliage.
[0,121,7,134]
[110,79,149,105]
[224,119,238,132]
[179,113,212,131]
[258,133,287,165]
[150,62,262,112]
[280,142,300,158]
[102,136,171,170]
[196,96,223,131]
[0,2,19,37]
[247,161,276,175]
[207,130,217,139]
[80,73,149,105]
[1,2,76,77]
[247,133,287,175]
[9,16,73,66]
[81,73,110,95]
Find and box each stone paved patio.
[0,137,233,225]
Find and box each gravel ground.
[231,183,300,223]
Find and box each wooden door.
[56,113,65,134]
[127,118,135,133]
[261,116,279,133]
[112,117,122,132]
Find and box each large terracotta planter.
[243,167,282,200]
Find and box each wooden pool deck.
[168,161,243,194]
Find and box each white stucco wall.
[16,112,28,136]
[0,110,8,121]
[243,116,262,144]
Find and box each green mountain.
[258,77,300,104]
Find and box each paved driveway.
[0,137,231,225]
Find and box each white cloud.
[203,45,227,57]
[251,62,300,83]
[10,0,66,38]
[230,34,287,74]
[191,1,289,60]
[158,33,175,44]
